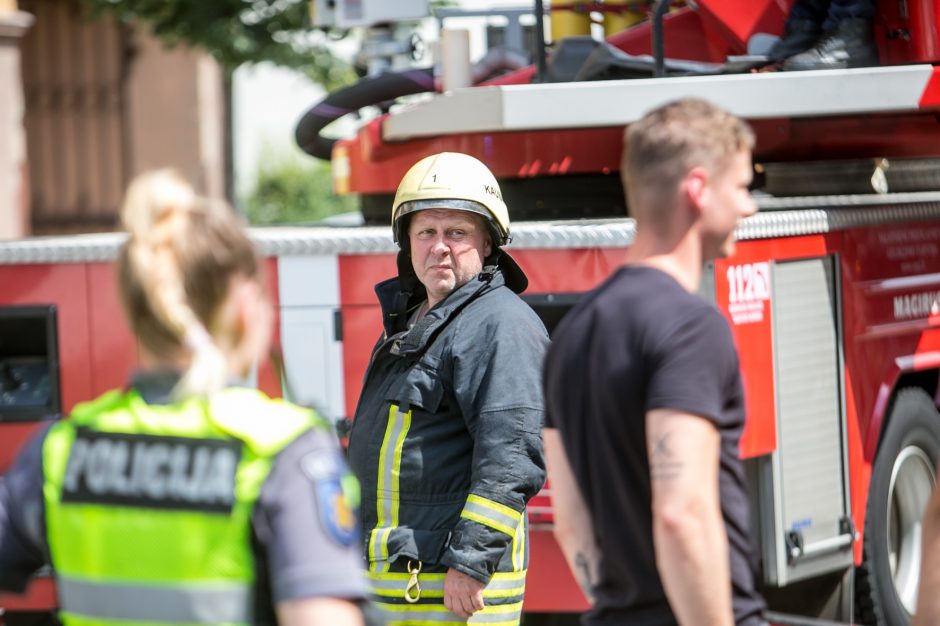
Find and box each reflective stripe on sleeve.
[460,495,522,537]
[511,516,525,572]
[368,527,392,571]
[57,575,249,623]
[369,404,412,572]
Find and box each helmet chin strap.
[483,247,502,267]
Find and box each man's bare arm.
[914,481,940,626]
[544,427,600,603]
[646,409,733,626]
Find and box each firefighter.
[0,170,370,626]
[543,100,767,626]
[346,152,548,625]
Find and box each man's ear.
[684,166,709,214]
[484,236,493,258]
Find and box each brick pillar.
[0,4,33,239]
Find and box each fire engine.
[5,0,940,625]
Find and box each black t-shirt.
[544,265,765,626]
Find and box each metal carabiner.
[404,560,422,603]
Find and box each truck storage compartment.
[754,256,854,586]
[0,305,61,422]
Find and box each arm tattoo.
[650,430,684,482]
[574,552,596,602]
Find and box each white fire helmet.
[391,152,511,247]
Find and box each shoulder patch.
[301,450,360,546]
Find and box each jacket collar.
[375,266,504,357]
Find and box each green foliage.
[244,150,358,225]
[79,0,459,92]
[80,0,356,90]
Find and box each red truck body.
[7,1,940,624]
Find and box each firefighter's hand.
[444,568,485,619]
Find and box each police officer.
[0,170,369,626]
[346,152,547,625]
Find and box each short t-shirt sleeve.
[544,404,556,429]
[646,306,740,428]
[0,425,52,591]
[543,339,567,431]
[252,428,368,604]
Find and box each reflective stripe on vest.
[369,403,412,572]
[58,576,249,623]
[460,495,522,537]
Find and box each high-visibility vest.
[42,386,318,626]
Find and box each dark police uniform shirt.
[544,265,766,626]
[0,372,368,621]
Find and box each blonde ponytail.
[178,323,229,399]
[117,169,260,398]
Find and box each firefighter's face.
[700,149,756,259]
[409,209,492,307]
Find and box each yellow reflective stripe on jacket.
[57,575,250,623]
[373,599,524,625]
[367,570,526,600]
[370,404,412,572]
[460,495,522,537]
[369,527,392,570]
[371,574,525,625]
[511,516,525,572]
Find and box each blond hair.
[117,169,261,398]
[622,99,755,230]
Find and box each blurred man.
[543,99,766,626]
[914,447,940,625]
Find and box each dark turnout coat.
[347,261,547,623]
